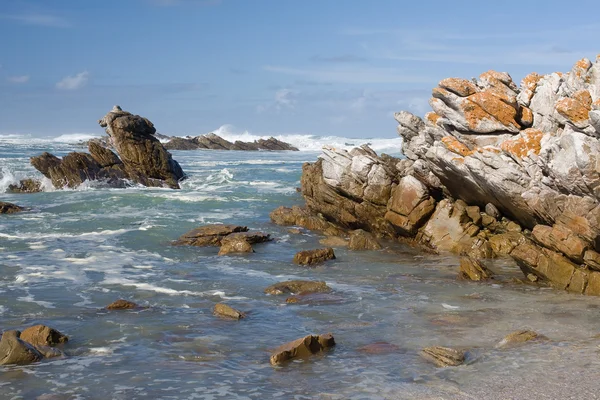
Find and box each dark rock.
[0,330,43,365]
[221,231,272,245]
[420,346,465,367]
[7,178,42,193]
[270,333,335,365]
[213,303,246,319]
[264,280,330,295]
[174,224,248,246]
[106,299,140,310]
[293,248,336,266]
[0,201,24,214]
[163,137,202,150]
[19,325,68,348]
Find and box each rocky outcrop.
[264,280,331,295]
[163,133,299,151]
[269,333,335,365]
[30,106,185,189]
[281,55,600,296]
[293,248,336,266]
[0,201,24,214]
[213,303,246,319]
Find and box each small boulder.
[458,256,493,281]
[293,248,336,266]
[496,330,546,348]
[221,231,272,245]
[213,303,246,319]
[420,346,465,367]
[218,237,254,256]
[264,280,330,295]
[348,229,382,250]
[105,299,140,310]
[270,333,335,365]
[485,203,501,220]
[19,325,68,348]
[0,201,25,214]
[0,330,43,365]
[7,178,42,193]
[174,224,248,246]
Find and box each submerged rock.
[0,330,43,366]
[7,178,42,193]
[496,330,547,348]
[0,201,24,214]
[293,248,336,266]
[105,299,140,310]
[269,333,335,365]
[459,257,494,281]
[30,106,185,189]
[213,303,246,319]
[264,280,331,295]
[19,325,68,348]
[420,346,465,367]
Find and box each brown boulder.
[348,229,382,250]
[264,280,330,295]
[270,333,335,365]
[420,346,465,367]
[106,299,140,310]
[218,237,254,255]
[458,257,493,281]
[293,248,336,266]
[213,303,246,319]
[174,224,248,246]
[0,330,43,366]
[0,201,24,214]
[19,325,68,348]
[221,231,272,245]
[532,224,589,263]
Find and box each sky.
[1,0,599,138]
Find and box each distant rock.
[163,133,299,151]
[264,280,331,295]
[0,201,24,214]
[30,106,185,189]
[213,303,246,319]
[420,346,465,367]
[293,248,336,266]
[269,333,335,365]
[0,330,43,366]
[105,299,141,310]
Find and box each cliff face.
[282,56,600,296]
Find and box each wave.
[0,132,100,144]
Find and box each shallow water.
[2,139,600,399]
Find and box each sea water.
[1,134,600,399]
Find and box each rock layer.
[30,106,185,189]
[163,133,299,151]
[276,56,600,296]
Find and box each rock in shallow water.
[0,330,43,366]
[293,248,336,266]
[0,201,24,214]
[19,325,68,348]
[264,280,331,295]
[269,333,335,365]
[213,303,246,319]
[105,299,141,310]
[420,346,465,367]
[496,330,547,348]
[174,225,248,246]
[459,256,494,281]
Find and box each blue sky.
[1,0,599,138]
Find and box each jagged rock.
[269,206,345,236]
[532,224,589,263]
[163,136,202,150]
[293,248,336,266]
[269,333,335,365]
[19,325,68,348]
[0,330,43,365]
[164,134,299,151]
[174,224,248,246]
[31,106,185,189]
[105,299,140,310]
[496,330,547,348]
[213,303,245,319]
[488,232,526,255]
[420,346,465,367]
[218,237,254,255]
[7,178,42,193]
[264,280,330,295]
[458,256,493,281]
[348,229,382,250]
[0,201,24,214]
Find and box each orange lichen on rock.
[463,92,519,130]
[556,90,592,123]
[593,98,600,110]
[521,72,542,91]
[439,78,478,97]
[518,106,534,127]
[441,136,474,157]
[574,58,592,76]
[500,128,544,159]
[425,112,441,125]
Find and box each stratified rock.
[19,325,68,348]
[213,303,246,319]
[163,137,202,150]
[420,346,465,367]
[221,231,272,245]
[348,229,382,250]
[264,280,330,295]
[293,248,336,266]
[7,178,42,193]
[458,256,493,281]
[164,134,299,151]
[0,330,43,365]
[31,106,185,189]
[0,201,24,214]
[174,224,248,246]
[218,237,254,256]
[496,330,546,348]
[269,333,335,365]
[270,206,346,236]
[105,299,140,310]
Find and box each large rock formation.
[163,133,299,151]
[275,56,600,296]
[30,106,185,189]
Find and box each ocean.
[2,133,600,399]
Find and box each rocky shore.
[271,56,600,296]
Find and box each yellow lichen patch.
[573,90,593,108]
[521,72,542,91]
[518,106,534,127]
[556,95,591,123]
[439,78,478,97]
[441,136,474,157]
[432,87,453,99]
[464,92,519,129]
[451,157,465,164]
[425,112,441,125]
[480,146,501,154]
[574,58,592,76]
[479,70,513,86]
[500,128,544,159]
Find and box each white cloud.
[0,13,69,28]
[7,75,29,84]
[56,71,89,90]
